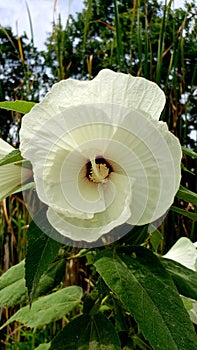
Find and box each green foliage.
[0,26,52,141]
[182,147,197,159]
[49,313,121,350]
[0,26,51,102]
[0,286,82,329]
[160,258,197,300]
[0,258,66,307]
[94,246,197,350]
[0,149,23,165]
[148,225,163,252]
[25,207,61,303]
[35,344,51,350]
[0,100,36,114]
[170,206,197,221]
[0,260,27,306]
[33,258,66,297]
[176,185,197,206]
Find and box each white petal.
[31,138,111,218]
[163,237,197,271]
[0,138,14,159]
[20,70,165,155]
[94,69,166,120]
[19,70,181,244]
[0,164,32,200]
[0,139,32,200]
[37,69,165,119]
[20,102,181,233]
[46,172,133,243]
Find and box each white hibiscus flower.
[19,69,182,244]
[0,138,32,200]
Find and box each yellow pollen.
[89,161,109,183]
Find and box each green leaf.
[176,185,197,206]
[160,257,197,300]
[25,207,61,303]
[83,290,99,315]
[0,149,23,166]
[34,344,51,350]
[0,100,36,114]
[0,258,66,307]
[0,260,27,307]
[182,146,197,159]
[170,206,197,221]
[0,286,82,329]
[94,247,197,350]
[181,163,195,175]
[34,258,66,297]
[181,296,193,311]
[49,313,121,350]
[0,279,26,307]
[181,296,197,325]
[0,260,25,290]
[12,181,35,194]
[149,225,163,251]
[0,149,32,170]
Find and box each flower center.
[86,157,113,183]
[89,161,109,183]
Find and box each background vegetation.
[0,0,196,349]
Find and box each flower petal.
[0,164,32,200]
[19,70,181,244]
[54,69,165,120]
[0,138,14,159]
[20,101,181,241]
[163,237,197,271]
[20,70,165,152]
[0,139,32,200]
[46,172,133,243]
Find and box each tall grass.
[80,0,195,143]
[0,195,30,273]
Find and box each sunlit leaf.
[0,260,27,307]
[0,286,82,329]
[0,100,36,114]
[0,258,66,307]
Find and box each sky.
[0,0,188,50]
[0,0,84,49]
